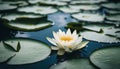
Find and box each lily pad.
[80,24,120,43]
[0,41,16,63]
[50,59,97,69]
[106,15,120,22]
[69,4,100,11]
[3,17,53,31]
[0,3,17,11]
[0,1,28,7]
[2,13,44,21]
[0,38,51,65]
[90,46,120,69]
[58,6,80,13]
[66,22,120,43]
[29,0,67,6]
[70,0,107,5]
[104,9,120,15]
[102,3,120,10]
[18,5,58,15]
[72,13,105,22]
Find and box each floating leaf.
[102,3,120,10]
[0,3,17,11]
[0,41,16,63]
[90,46,120,69]
[0,38,51,65]
[80,23,120,43]
[2,13,44,21]
[18,5,58,15]
[66,22,120,43]
[69,4,100,11]
[0,1,28,7]
[70,0,107,5]
[106,15,120,22]
[29,0,67,6]
[72,13,105,22]
[58,6,80,13]
[50,59,97,69]
[3,41,17,52]
[104,9,120,15]
[3,17,53,31]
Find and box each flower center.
[60,36,73,41]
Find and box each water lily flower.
[47,29,89,55]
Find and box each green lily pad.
[104,9,120,15]
[66,22,120,43]
[72,13,105,22]
[18,5,58,15]
[0,3,17,11]
[3,17,53,31]
[50,59,97,69]
[106,15,120,22]
[0,41,16,63]
[2,13,44,21]
[29,0,67,6]
[0,38,51,65]
[0,1,28,7]
[80,23,120,43]
[90,46,120,69]
[69,4,100,11]
[102,3,120,10]
[58,6,80,13]
[70,0,107,5]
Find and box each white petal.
[46,37,57,46]
[51,46,59,50]
[75,36,82,45]
[57,49,65,55]
[66,29,71,36]
[76,41,89,50]
[72,30,77,36]
[53,31,60,41]
[64,46,72,52]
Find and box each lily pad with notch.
[90,46,120,69]
[80,23,120,43]
[66,22,120,43]
[50,59,97,69]
[0,38,51,65]
[3,16,54,31]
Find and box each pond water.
[0,0,120,69]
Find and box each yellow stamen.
[60,36,73,41]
